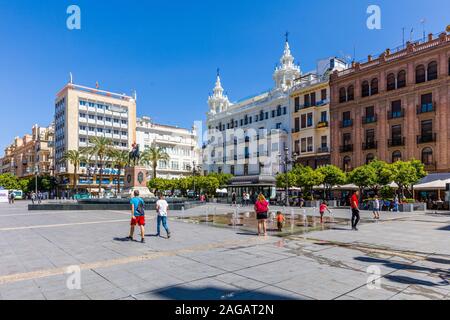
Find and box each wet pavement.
[0,202,448,300]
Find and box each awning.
[414,179,450,190]
[216,188,228,194]
[333,184,359,190]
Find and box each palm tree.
[140,146,170,179]
[62,150,86,193]
[109,149,129,195]
[83,137,114,197]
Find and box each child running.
[319,201,332,224]
[276,211,285,232]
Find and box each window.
[320,111,327,123]
[294,97,300,112]
[277,106,282,116]
[420,93,433,112]
[283,107,287,115]
[397,70,406,88]
[342,111,352,127]
[421,147,433,165]
[304,94,310,107]
[343,156,351,172]
[387,73,396,91]
[301,114,306,129]
[391,100,402,118]
[307,137,313,152]
[79,113,86,118]
[361,81,370,97]
[307,113,313,127]
[321,89,327,101]
[301,138,307,153]
[294,117,300,132]
[427,61,438,81]
[366,129,375,144]
[416,65,426,83]
[392,151,402,163]
[230,165,235,175]
[294,140,300,154]
[271,110,276,118]
[171,161,179,170]
[391,125,402,141]
[366,153,375,164]
[365,106,375,122]
[343,133,351,146]
[321,136,327,148]
[244,164,249,176]
[310,92,316,106]
[347,85,354,101]
[371,78,379,95]
[421,120,433,140]
[89,114,95,120]
[276,123,282,129]
[339,88,347,103]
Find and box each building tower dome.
[208,69,230,115]
[273,33,301,90]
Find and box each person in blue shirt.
[127,190,146,243]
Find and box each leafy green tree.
[140,146,170,179]
[207,172,233,187]
[367,160,394,194]
[347,164,377,197]
[392,160,426,197]
[275,172,297,189]
[63,150,87,192]
[316,165,346,199]
[81,137,114,195]
[294,165,324,198]
[0,173,20,190]
[197,176,220,196]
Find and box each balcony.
[416,102,436,114]
[317,121,329,128]
[388,137,406,147]
[417,133,437,144]
[340,119,353,128]
[317,147,329,153]
[362,141,378,150]
[387,108,405,119]
[362,115,377,125]
[339,144,353,153]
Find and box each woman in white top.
[372,195,380,220]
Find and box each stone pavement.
[0,202,448,300]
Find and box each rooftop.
[56,83,135,102]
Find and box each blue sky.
[0,0,449,151]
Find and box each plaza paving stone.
[0,201,449,300]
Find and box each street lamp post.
[278,146,297,207]
[34,165,39,194]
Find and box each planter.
[399,203,414,212]
[413,203,426,212]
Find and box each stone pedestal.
[120,166,154,198]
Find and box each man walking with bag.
[351,190,360,231]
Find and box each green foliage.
[0,173,21,190]
[207,172,233,187]
[147,174,221,197]
[140,146,170,179]
[347,164,377,189]
[275,172,297,189]
[380,186,395,199]
[316,165,346,189]
[293,165,324,193]
[368,160,393,187]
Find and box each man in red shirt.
[350,190,360,231]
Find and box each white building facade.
[203,40,301,179]
[136,116,201,179]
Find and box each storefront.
[226,175,276,204]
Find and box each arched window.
[427,61,438,81]
[361,81,370,97]
[392,150,402,163]
[366,153,375,164]
[397,70,406,88]
[347,85,355,101]
[370,78,378,95]
[343,156,351,172]
[421,147,433,165]
[387,73,396,91]
[416,65,426,83]
[339,88,347,103]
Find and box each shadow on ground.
[138,286,303,300]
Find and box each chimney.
[428,33,433,41]
[368,55,372,61]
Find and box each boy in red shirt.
[276,211,285,232]
[319,201,332,224]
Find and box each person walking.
[254,193,269,236]
[231,192,237,206]
[393,195,399,213]
[372,195,380,219]
[37,191,42,204]
[31,192,36,205]
[350,191,360,231]
[9,192,15,205]
[243,192,250,206]
[127,190,146,243]
[319,201,332,224]
[156,194,171,238]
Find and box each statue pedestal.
[120,166,154,198]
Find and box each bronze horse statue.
[129,143,140,166]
